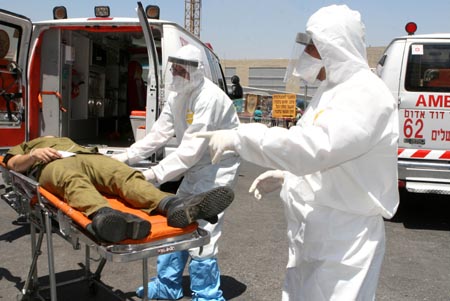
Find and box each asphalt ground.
[1,160,450,301]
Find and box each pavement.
[1,160,450,300]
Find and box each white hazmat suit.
[114,45,240,300]
[198,5,399,300]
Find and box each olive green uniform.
[4,137,170,217]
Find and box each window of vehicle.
[405,43,450,92]
[204,49,228,93]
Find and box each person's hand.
[249,170,285,200]
[195,130,238,164]
[111,152,129,163]
[143,168,157,183]
[30,147,62,164]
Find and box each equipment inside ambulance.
[376,22,450,194]
[0,4,228,163]
[0,28,23,130]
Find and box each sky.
[1,0,450,60]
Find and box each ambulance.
[0,3,228,158]
[376,22,450,194]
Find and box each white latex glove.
[249,170,285,200]
[143,168,157,183]
[111,152,129,163]
[195,130,238,164]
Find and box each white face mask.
[293,51,323,85]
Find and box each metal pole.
[142,257,149,301]
[44,211,57,301]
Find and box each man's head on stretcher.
[3,136,235,243]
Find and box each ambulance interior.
[34,26,161,146]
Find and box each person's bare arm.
[6,147,62,173]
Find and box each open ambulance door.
[136,2,161,134]
[0,9,32,150]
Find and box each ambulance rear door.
[398,38,450,151]
[397,37,450,190]
[0,9,32,150]
[137,2,161,133]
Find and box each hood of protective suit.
[171,44,202,63]
[306,5,369,86]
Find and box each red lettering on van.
[415,94,450,108]
[430,95,443,107]
[416,95,426,107]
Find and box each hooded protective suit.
[203,5,399,300]
[125,45,241,300]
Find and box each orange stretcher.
[0,156,210,301]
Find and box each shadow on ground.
[176,275,247,300]
[0,266,247,301]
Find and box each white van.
[0,3,228,158]
[376,22,450,194]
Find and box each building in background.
[221,47,386,125]
[222,47,385,93]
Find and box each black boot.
[89,207,151,243]
[157,186,234,228]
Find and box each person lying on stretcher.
[3,136,234,243]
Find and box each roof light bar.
[53,6,67,20]
[95,6,110,18]
[146,5,160,19]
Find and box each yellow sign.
[272,94,296,118]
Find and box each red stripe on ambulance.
[398,148,450,159]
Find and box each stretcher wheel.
[88,281,98,295]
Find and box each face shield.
[284,32,323,86]
[164,55,201,94]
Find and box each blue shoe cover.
[136,277,184,300]
[136,252,188,300]
[190,258,225,301]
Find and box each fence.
[238,115,298,129]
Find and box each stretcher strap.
[39,187,91,228]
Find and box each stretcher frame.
[0,162,210,301]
